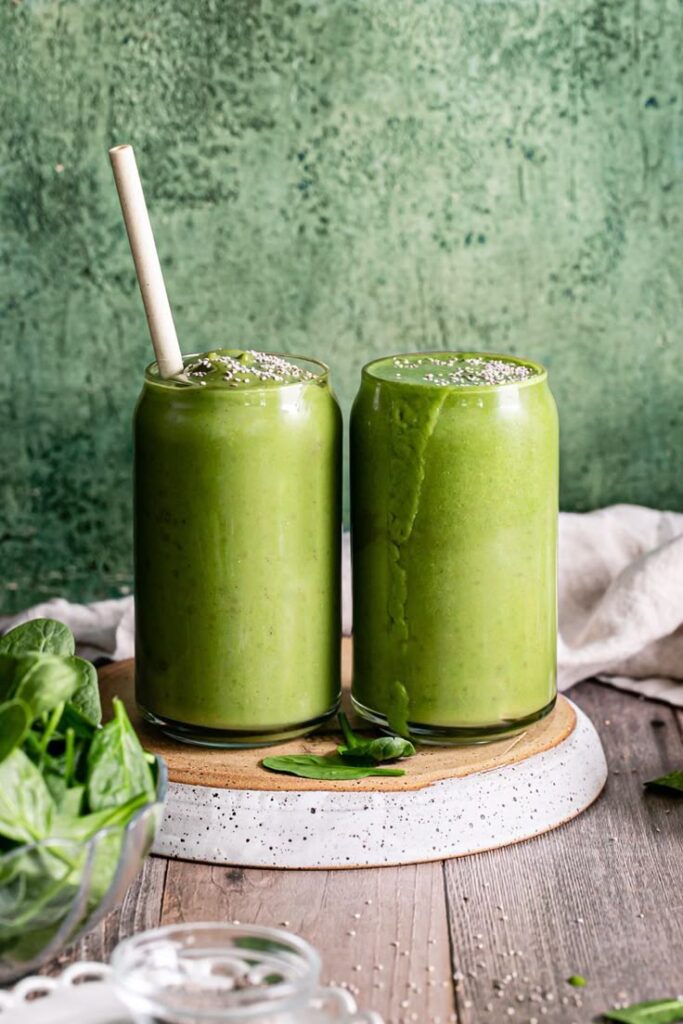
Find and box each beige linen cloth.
[2,506,682,707]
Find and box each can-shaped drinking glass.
[350,351,558,744]
[134,351,341,747]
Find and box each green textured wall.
[1,0,682,613]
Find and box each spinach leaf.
[601,999,683,1023]
[0,619,74,658]
[262,754,405,780]
[0,654,80,719]
[0,618,162,968]
[337,712,415,763]
[86,829,124,911]
[52,791,150,842]
[0,843,86,948]
[59,702,99,740]
[0,750,54,844]
[87,698,156,811]
[23,729,87,803]
[645,770,683,796]
[58,785,85,818]
[0,699,31,763]
[65,657,102,727]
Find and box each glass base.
[351,695,557,746]
[138,700,340,749]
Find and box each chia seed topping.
[387,354,538,387]
[182,350,317,388]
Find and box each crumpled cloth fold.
[2,507,682,706]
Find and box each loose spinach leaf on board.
[262,754,405,780]
[0,619,74,658]
[65,657,102,727]
[0,750,54,844]
[337,712,415,764]
[601,999,683,1023]
[87,698,156,811]
[0,699,31,763]
[645,770,683,796]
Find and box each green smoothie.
[134,349,341,746]
[350,352,558,743]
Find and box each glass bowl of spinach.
[0,618,167,983]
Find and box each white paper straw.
[109,144,184,378]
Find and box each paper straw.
[109,144,184,378]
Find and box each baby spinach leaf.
[59,702,98,740]
[52,791,149,843]
[43,771,68,807]
[0,617,162,964]
[58,785,85,819]
[0,653,80,719]
[0,750,54,844]
[0,619,74,658]
[0,849,82,933]
[601,999,683,1023]
[645,769,683,796]
[86,829,124,911]
[87,698,156,811]
[0,699,31,763]
[65,657,102,727]
[262,754,405,780]
[337,713,415,763]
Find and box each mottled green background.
[1,0,682,612]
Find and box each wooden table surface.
[50,682,682,1023]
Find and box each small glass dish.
[0,756,167,984]
[111,922,383,1023]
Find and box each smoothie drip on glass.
[135,349,342,747]
[351,351,558,744]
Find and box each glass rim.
[110,921,321,1019]
[360,350,548,391]
[143,351,331,391]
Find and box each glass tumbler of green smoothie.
[351,352,558,744]
[134,350,341,746]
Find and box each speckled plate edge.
[152,700,607,869]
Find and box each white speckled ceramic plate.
[151,700,606,869]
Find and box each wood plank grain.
[162,859,457,1023]
[44,856,168,973]
[443,682,683,1023]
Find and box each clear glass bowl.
[0,755,167,984]
[112,922,383,1023]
